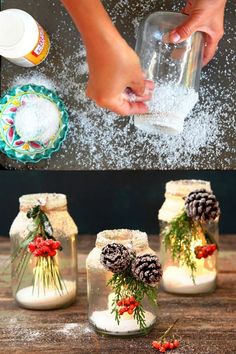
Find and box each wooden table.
[0,235,235,354]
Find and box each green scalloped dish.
[0,84,68,163]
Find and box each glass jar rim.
[19,193,67,211]
[165,179,212,198]
[96,229,149,250]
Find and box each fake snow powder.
[134,85,199,135]
[14,97,60,144]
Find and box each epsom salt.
[134,85,199,135]
[15,97,60,144]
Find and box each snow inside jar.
[134,12,204,135]
[0,84,68,163]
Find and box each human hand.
[86,37,154,116]
[169,0,226,66]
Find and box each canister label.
[6,24,50,67]
[24,24,50,65]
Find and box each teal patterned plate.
[0,84,68,163]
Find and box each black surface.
[0,170,235,236]
[0,0,235,170]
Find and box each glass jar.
[10,193,78,310]
[159,180,219,295]
[134,12,204,135]
[86,229,158,336]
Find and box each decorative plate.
[0,84,68,163]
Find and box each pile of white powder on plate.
[134,84,199,135]
[14,97,60,144]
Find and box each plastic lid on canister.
[0,9,39,58]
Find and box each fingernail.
[171,32,181,43]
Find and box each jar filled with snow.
[87,229,162,336]
[134,12,203,135]
[10,193,78,310]
[159,180,220,295]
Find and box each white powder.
[134,85,199,135]
[90,310,156,335]
[14,96,60,144]
[162,266,216,295]
[16,280,76,310]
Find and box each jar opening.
[96,229,149,250]
[165,179,212,198]
[19,193,67,212]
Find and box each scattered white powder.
[14,96,60,144]
[3,0,235,169]
[134,85,199,135]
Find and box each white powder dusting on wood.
[14,97,60,144]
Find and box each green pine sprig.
[107,265,157,332]
[162,211,199,282]
[162,210,219,282]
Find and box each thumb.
[169,15,201,43]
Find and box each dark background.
[0,171,235,237]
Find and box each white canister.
[0,9,50,67]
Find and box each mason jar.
[10,193,78,310]
[159,180,219,295]
[134,12,204,135]
[86,229,159,336]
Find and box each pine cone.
[185,189,220,222]
[131,254,162,285]
[100,243,131,273]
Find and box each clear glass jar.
[10,193,78,310]
[159,180,219,295]
[86,229,158,336]
[134,12,204,135]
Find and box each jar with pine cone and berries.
[158,180,220,295]
[86,229,163,336]
[10,193,78,310]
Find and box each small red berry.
[33,249,42,257]
[128,309,133,315]
[173,339,180,348]
[163,342,170,349]
[134,301,140,307]
[52,241,61,250]
[129,304,135,311]
[159,347,166,353]
[117,300,123,307]
[125,299,130,306]
[34,236,43,245]
[119,308,125,315]
[49,250,57,257]
[169,343,174,350]
[152,341,161,349]
[211,244,217,251]
[28,243,36,253]
[197,251,203,259]
[129,296,135,303]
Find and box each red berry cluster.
[194,244,217,259]
[28,236,61,257]
[117,296,140,316]
[152,339,180,352]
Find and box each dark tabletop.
[0,0,235,170]
[0,235,236,354]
